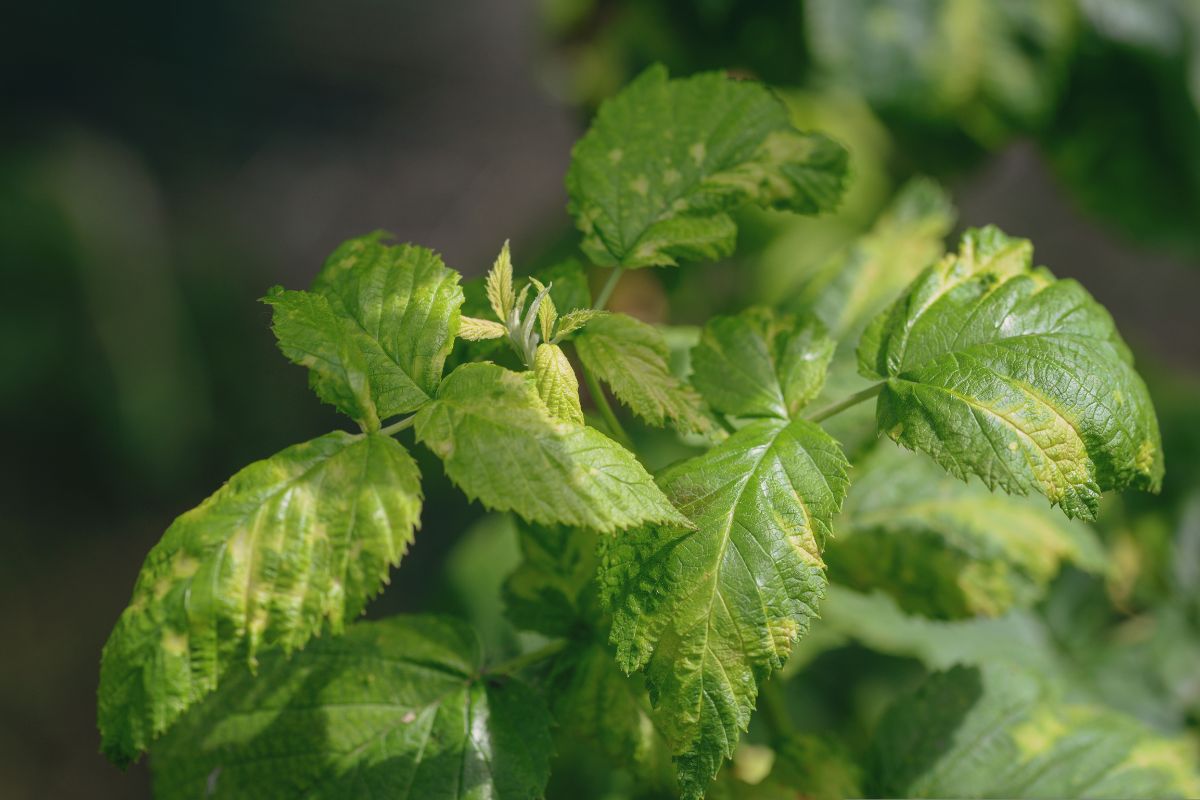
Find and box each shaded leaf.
[151,615,553,799]
[828,444,1106,618]
[871,664,1200,799]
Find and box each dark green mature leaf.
[311,233,464,417]
[791,178,955,340]
[828,444,1106,618]
[858,226,1163,519]
[152,615,553,799]
[99,432,422,766]
[871,664,1200,799]
[415,362,689,533]
[691,308,834,420]
[566,64,848,268]
[501,522,675,786]
[503,522,598,638]
[599,419,849,798]
[264,288,380,430]
[574,313,711,434]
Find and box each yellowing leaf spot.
[162,631,189,657]
[1136,439,1156,475]
[608,148,623,164]
[630,175,649,196]
[663,168,680,185]
[1008,441,1019,451]
[1011,707,1069,761]
[689,142,706,165]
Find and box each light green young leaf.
[415,362,689,533]
[528,277,558,343]
[870,664,1200,799]
[791,178,955,340]
[98,432,422,767]
[486,239,515,321]
[828,444,1106,618]
[312,232,464,417]
[151,615,553,800]
[554,308,607,341]
[857,226,1163,519]
[599,419,849,798]
[566,64,848,268]
[533,342,584,425]
[263,287,380,430]
[574,312,712,435]
[691,307,835,420]
[458,315,507,341]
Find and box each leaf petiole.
[592,267,624,311]
[804,382,884,423]
[378,415,416,437]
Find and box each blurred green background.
[2,1,1199,797]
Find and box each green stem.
[486,639,568,676]
[592,267,624,310]
[804,382,884,423]
[377,415,416,437]
[581,361,635,449]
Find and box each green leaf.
[870,664,1200,799]
[691,307,835,420]
[553,308,607,341]
[566,64,848,268]
[806,0,1077,141]
[532,342,585,425]
[502,522,674,784]
[151,615,553,800]
[807,585,1063,676]
[827,444,1106,618]
[458,315,507,341]
[98,432,422,766]
[311,232,464,417]
[503,522,598,638]
[414,362,689,533]
[263,287,381,430]
[486,239,516,321]
[599,418,849,798]
[791,178,955,340]
[857,226,1163,519]
[574,312,712,435]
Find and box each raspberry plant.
[98,66,1198,799]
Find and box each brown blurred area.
[1,1,1198,798]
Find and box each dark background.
[1,1,1198,797]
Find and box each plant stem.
[378,415,416,437]
[581,361,635,448]
[593,267,624,310]
[486,639,568,676]
[804,382,884,423]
